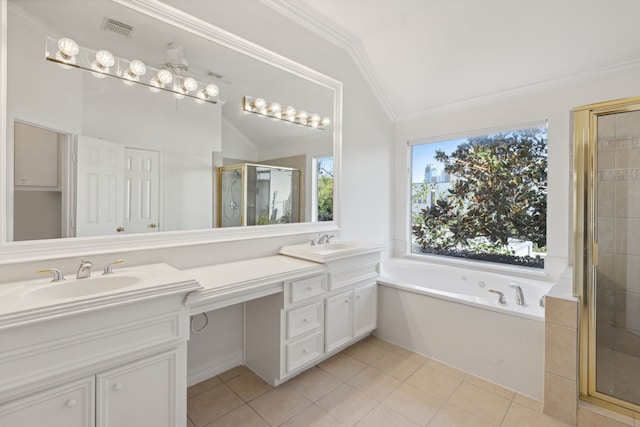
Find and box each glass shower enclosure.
[219,163,300,227]
[574,97,640,415]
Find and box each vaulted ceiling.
[262,0,640,121]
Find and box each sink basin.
[25,272,153,300]
[279,240,381,263]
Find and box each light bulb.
[321,117,331,126]
[310,113,321,123]
[284,106,296,120]
[156,69,173,85]
[297,110,309,123]
[181,77,198,93]
[126,60,146,78]
[95,50,115,68]
[57,38,79,58]
[253,98,266,110]
[268,102,282,115]
[204,83,219,98]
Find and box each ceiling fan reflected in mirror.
[159,42,232,86]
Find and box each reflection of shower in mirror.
[219,163,300,227]
[222,169,242,228]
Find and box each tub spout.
[488,289,506,304]
[509,283,525,306]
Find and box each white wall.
[394,66,640,282]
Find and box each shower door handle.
[592,242,598,267]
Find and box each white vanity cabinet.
[244,273,327,385]
[0,265,199,427]
[323,253,379,353]
[0,377,95,427]
[96,349,179,427]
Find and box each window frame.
[407,120,548,273]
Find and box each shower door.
[575,97,640,415]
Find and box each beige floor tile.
[318,353,366,381]
[382,382,442,425]
[513,393,542,411]
[187,416,195,427]
[218,365,251,382]
[187,383,244,427]
[347,366,402,401]
[409,352,432,364]
[206,404,269,427]
[344,339,387,364]
[462,373,515,400]
[188,376,222,398]
[502,402,573,427]
[365,335,397,352]
[448,382,510,425]
[316,383,377,426]
[406,365,463,400]
[371,352,421,380]
[425,358,467,380]
[249,385,311,426]
[356,405,420,427]
[225,371,272,401]
[287,366,342,402]
[427,403,495,427]
[280,404,346,427]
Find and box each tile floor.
[187,335,572,427]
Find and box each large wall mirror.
[0,0,342,263]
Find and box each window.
[410,124,548,268]
[315,156,333,221]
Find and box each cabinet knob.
[113,383,124,391]
[65,399,77,408]
[149,223,157,228]
[116,226,125,232]
[344,299,350,304]
[302,348,308,354]
[306,286,312,291]
[303,317,309,323]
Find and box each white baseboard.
[187,350,243,387]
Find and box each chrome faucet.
[103,260,124,275]
[317,234,334,244]
[36,268,65,282]
[77,258,93,279]
[488,289,506,304]
[510,283,525,306]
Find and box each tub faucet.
[510,283,525,306]
[77,258,93,279]
[488,289,506,304]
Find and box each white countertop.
[184,255,325,313]
[0,263,200,329]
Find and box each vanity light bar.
[45,36,224,105]
[242,96,331,130]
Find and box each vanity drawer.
[286,302,323,340]
[285,331,323,373]
[288,276,326,305]
[329,263,378,291]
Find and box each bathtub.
[375,257,552,399]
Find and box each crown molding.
[396,57,640,123]
[258,0,396,122]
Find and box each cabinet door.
[0,377,94,427]
[325,291,353,352]
[96,350,177,427]
[354,284,377,338]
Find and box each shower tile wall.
[596,111,640,406]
